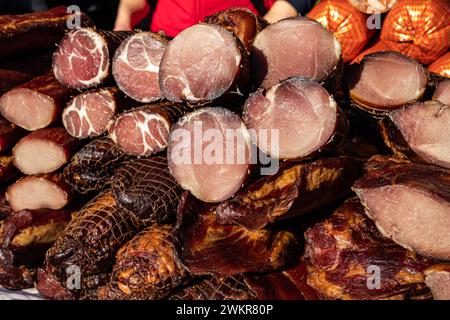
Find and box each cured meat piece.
[429,52,450,78]
[0,70,35,95]
[424,265,450,300]
[112,32,168,103]
[6,173,73,212]
[0,208,72,290]
[305,198,434,300]
[45,190,141,275]
[63,87,133,139]
[0,156,20,185]
[0,73,76,131]
[308,0,375,63]
[217,157,362,230]
[0,116,27,153]
[159,24,249,103]
[168,107,252,203]
[53,28,134,89]
[380,101,450,169]
[380,0,450,65]
[13,127,82,175]
[346,51,428,114]
[351,39,391,64]
[347,0,397,13]
[108,102,188,156]
[204,8,268,54]
[243,77,347,160]
[353,156,450,261]
[176,192,300,276]
[0,52,52,75]
[0,6,93,58]
[433,79,450,106]
[63,137,129,194]
[111,156,183,223]
[251,16,341,89]
[98,225,188,300]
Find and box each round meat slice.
[167,107,252,203]
[433,79,450,105]
[347,0,397,14]
[112,32,168,103]
[251,16,341,89]
[159,24,249,103]
[243,77,341,160]
[52,28,133,89]
[346,51,429,113]
[389,101,450,169]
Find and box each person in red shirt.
[114,0,315,36]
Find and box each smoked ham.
[433,79,450,105]
[0,116,27,152]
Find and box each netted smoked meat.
[353,156,450,261]
[168,107,252,203]
[305,198,433,300]
[0,208,72,290]
[53,28,134,89]
[111,156,183,223]
[346,51,428,114]
[0,6,93,58]
[204,8,268,54]
[63,87,134,139]
[63,137,129,194]
[380,101,450,169]
[6,173,73,212]
[108,102,188,156]
[98,225,187,300]
[112,32,168,103]
[0,156,20,185]
[13,127,81,175]
[433,79,450,106]
[159,24,249,103]
[243,77,347,160]
[251,16,341,89]
[176,192,300,276]
[0,73,76,131]
[217,157,362,230]
[429,52,450,78]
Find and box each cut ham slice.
[53,28,134,89]
[167,107,252,203]
[112,32,168,103]
[433,79,450,105]
[13,127,81,175]
[353,156,450,261]
[6,173,73,212]
[63,87,133,139]
[159,24,249,103]
[251,16,341,89]
[0,73,75,131]
[346,51,429,114]
[243,77,346,160]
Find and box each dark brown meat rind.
[424,264,450,300]
[63,137,130,194]
[0,194,12,221]
[352,156,450,261]
[111,156,183,224]
[0,156,20,186]
[98,224,188,300]
[0,208,72,290]
[217,157,363,230]
[0,6,93,58]
[204,8,268,54]
[304,198,434,300]
[176,192,300,276]
[0,69,35,95]
[0,116,27,152]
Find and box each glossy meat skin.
[304,198,433,300]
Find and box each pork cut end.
[52,28,110,89]
[433,79,450,106]
[160,24,243,103]
[0,88,57,131]
[390,101,450,169]
[425,267,450,300]
[112,32,167,103]
[354,184,450,261]
[243,77,338,159]
[251,16,341,89]
[347,51,428,112]
[168,107,252,202]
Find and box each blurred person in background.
[114,0,316,36]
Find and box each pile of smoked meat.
[0,1,450,300]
